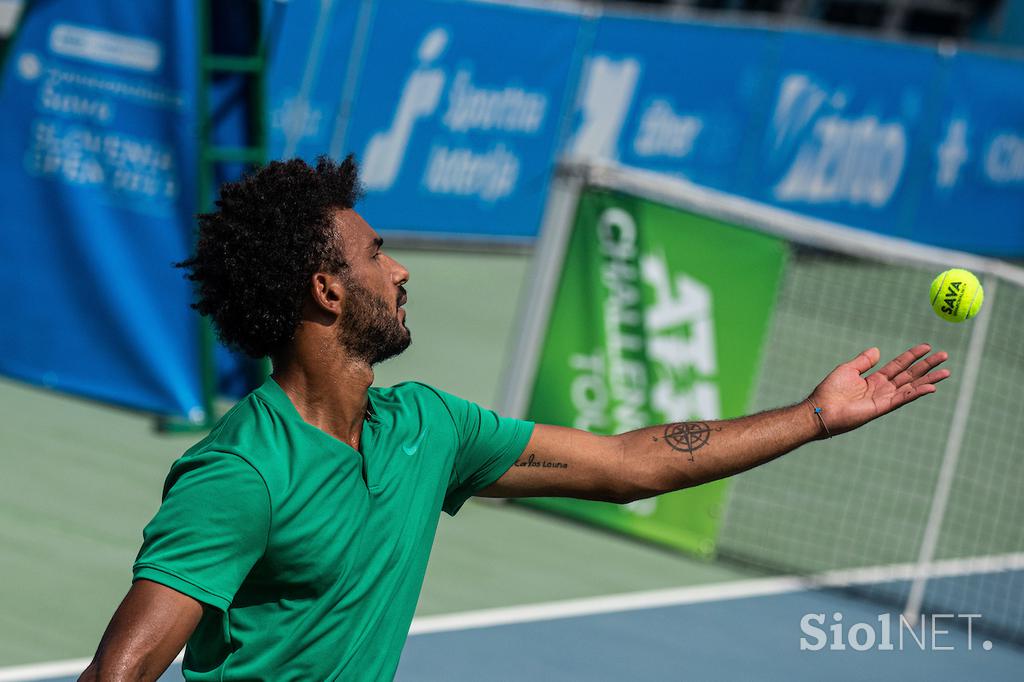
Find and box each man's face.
[331,209,411,365]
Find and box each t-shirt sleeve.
[132,450,271,611]
[432,388,534,516]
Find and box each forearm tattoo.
[651,422,722,462]
[513,452,569,469]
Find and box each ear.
[309,272,345,316]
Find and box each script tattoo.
[652,422,721,462]
[513,453,569,469]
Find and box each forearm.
[80,628,172,682]
[79,648,163,682]
[611,401,822,502]
[78,658,147,682]
[484,345,948,504]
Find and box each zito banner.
[523,188,787,556]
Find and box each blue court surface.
[3,577,1020,682]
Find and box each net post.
[496,163,584,419]
[903,276,999,622]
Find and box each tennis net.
[573,163,1024,646]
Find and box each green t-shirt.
[134,378,533,681]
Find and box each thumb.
[846,347,880,375]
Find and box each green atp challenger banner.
[524,188,787,556]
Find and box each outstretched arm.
[480,344,949,504]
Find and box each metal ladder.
[161,0,269,431]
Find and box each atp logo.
[362,28,450,191]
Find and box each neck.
[270,338,373,450]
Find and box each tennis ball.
[930,268,983,323]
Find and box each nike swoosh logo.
[402,426,429,457]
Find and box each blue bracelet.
[806,398,832,439]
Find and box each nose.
[393,257,409,287]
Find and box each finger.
[848,347,880,375]
[892,351,948,388]
[885,381,937,413]
[910,368,950,388]
[876,343,931,380]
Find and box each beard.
[337,277,411,366]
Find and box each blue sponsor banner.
[915,52,1024,253]
[566,16,776,193]
[266,0,362,162]
[0,2,203,418]
[560,18,1023,254]
[747,31,942,236]
[263,2,1024,252]
[338,0,582,239]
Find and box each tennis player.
[80,157,950,681]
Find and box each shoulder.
[160,447,270,517]
[183,394,264,456]
[375,380,444,398]
[371,381,467,434]
[166,394,278,492]
[374,378,473,417]
[373,381,456,411]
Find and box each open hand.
[807,344,951,437]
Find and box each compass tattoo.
[655,422,722,462]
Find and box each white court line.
[0,653,183,682]
[408,575,807,635]
[818,552,1024,588]
[3,552,1021,680]
[410,552,1024,635]
[0,660,92,682]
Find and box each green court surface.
[0,248,755,667]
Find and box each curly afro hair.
[177,155,363,358]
